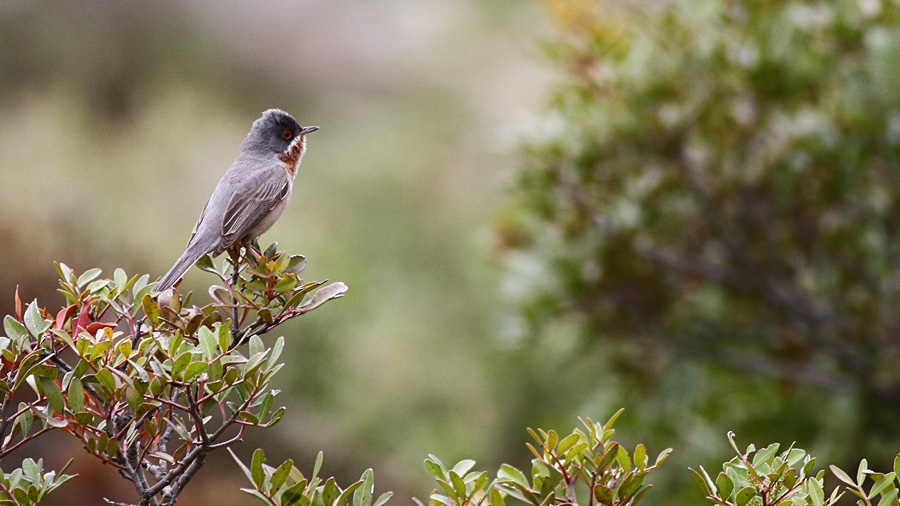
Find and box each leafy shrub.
[0,246,345,505]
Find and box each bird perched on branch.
[156,109,318,291]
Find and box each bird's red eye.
[281,129,293,140]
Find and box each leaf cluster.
[231,449,392,506]
[692,432,841,506]
[0,458,73,506]
[419,409,671,506]
[830,457,900,506]
[0,245,347,506]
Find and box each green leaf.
[95,369,116,391]
[272,252,290,273]
[809,477,824,506]
[257,308,274,324]
[372,492,392,506]
[726,431,741,456]
[593,484,613,506]
[716,472,734,500]
[218,323,231,354]
[238,411,260,425]
[76,268,102,288]
[196,254,217,273]
[198,327,218,360]
[23,300,43,337]
[142,294,161,326]
[435,479,456,500]
[735,486,755,506]
[287,255,307,274]
[831,465,856,487]
[126,385,143,413]
[557,433,580,454]
[86,279,111,293]
[312,451,323,483]
[322,478,339,506]
[597,443,620,471]
[172,352,192,378]
[354,468,374,506]
[273,276,297,293]
[449,471,466,498]
[266,336,285,372]
[270,459,294,493]
[616,445,631,472]
[870,474,896,499]
[182,362,208,382]
[690,468,711,495]
[251,449,265,488]
[497,464,527,487]
[258,392,274,419]
[859,459,870,486]
[634,444,647,471]
[451,460,476,478]
[655,448,673,466]
[15,408,33,436]
[425,459,446,480]
[544,430,558,452]
[489,488,505,506]
[90,340,112,363]
[244,351,269,376]
[67,376,84,413]
[336,480,363,506]
[114,268,128,293]
[266,407,286,427]
[57,262,74,283]
[605,409,624,429]
[803,457,817,477]
[281,479,309,505]
[4,315,28,341]
[302,282,349,311]
[877,488,898,506]
[249,335,264,357]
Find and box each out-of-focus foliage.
[502,0,900,497]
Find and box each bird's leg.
[242,239,262,266]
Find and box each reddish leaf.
[74,300,90,335]
[14,285,21,321]
[56,305,76,330]
[84,322,117,335]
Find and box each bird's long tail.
[156,242,210,292]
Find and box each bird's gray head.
[241,109,318,155]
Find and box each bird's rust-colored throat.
[279,134,308,177]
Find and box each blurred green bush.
[502,0,900,496]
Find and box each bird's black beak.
[300,126,319,135]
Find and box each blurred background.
[2,0,900,505]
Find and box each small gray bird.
[156,109,318,291]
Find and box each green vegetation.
[0,250,345,505]
[502,0,900,491]
[2,0,900,504]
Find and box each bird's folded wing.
[187,199,210,246]
[221,168,291,246]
